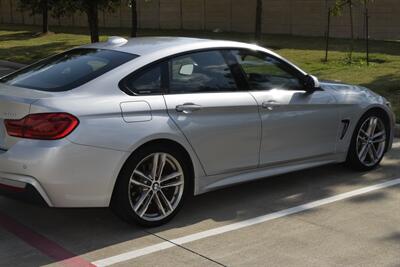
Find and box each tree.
[18,0,50,34]
[332,0,373,62]
[255,0,262,40]
[130,0,138,37]
[53,0,120,43]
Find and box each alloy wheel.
[356,116,387,167]
[128,153,185,222]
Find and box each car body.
[0,37,395,224]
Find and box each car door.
[230,49,341,166]
[163,50,261,176]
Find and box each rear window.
[0,48,138,92]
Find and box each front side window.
[169,50,237,94]
[0,49,138,92]
[231,50,302,91]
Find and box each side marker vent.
[340,119,350,140]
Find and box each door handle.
[175,103,202,114]
[262,100,281,110]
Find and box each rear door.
[163,50,261,176]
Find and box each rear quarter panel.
[31,80,206,199]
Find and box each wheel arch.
[110,138,196,204]
[363,106,391,125]
[348,106,393,156]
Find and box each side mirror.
[179,64,194,76]
[304,75,320,91]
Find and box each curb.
[0,60,25,70]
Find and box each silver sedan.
[0,37,395,226]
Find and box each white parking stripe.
[93,178,400,267]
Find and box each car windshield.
[0,48,139,92]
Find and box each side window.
[123,64,163,95]
[169,50,237,94]
[232,50,302,91]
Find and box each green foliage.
[18,0,50,15]
[331,0,373,16]
[49,0,121,43]
[51,0,120,17]
[18,0,119,17]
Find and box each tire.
[111,143,192,227]
[346,110,390,171]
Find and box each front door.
[230,49,341,166]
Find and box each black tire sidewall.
[112,144,192,227]
[347,111,390,171]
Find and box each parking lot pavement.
[0,140,399,267]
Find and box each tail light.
[4,113,79,140]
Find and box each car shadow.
[0,143,399,266]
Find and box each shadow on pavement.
[0,143,399,266]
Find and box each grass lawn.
[0,24,399,122]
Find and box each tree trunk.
[87,2,99,43]
[349,0,354,62]
[255,0,262,40]
[42,0,49,34]
[131,0,138,37]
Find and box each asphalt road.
[0,140,399,267]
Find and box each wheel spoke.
[161,172,182,183]
[133,190,151,212]
[130,177,150,189]
[372,137,386,144]
[153,192,166,216]
[358,135,368,143]
[162,180,184,189]
[157,154,167,180]
[368,145,378,162]
[139,191,154,217]
[151,153,159,179]
[367,117,378,137]
[133,170,153,183]
[159,190,173,212]
[359,129,369,138]
[372,130,385,139]
[358,144,369,162]
[372,131,386,143]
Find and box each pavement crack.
[145,230,228,267]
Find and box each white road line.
[93,178,400,267]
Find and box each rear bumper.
[0,177,49,206]
[0,139,128,207]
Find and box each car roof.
[81,36,263,56]
[80,36,306,76]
